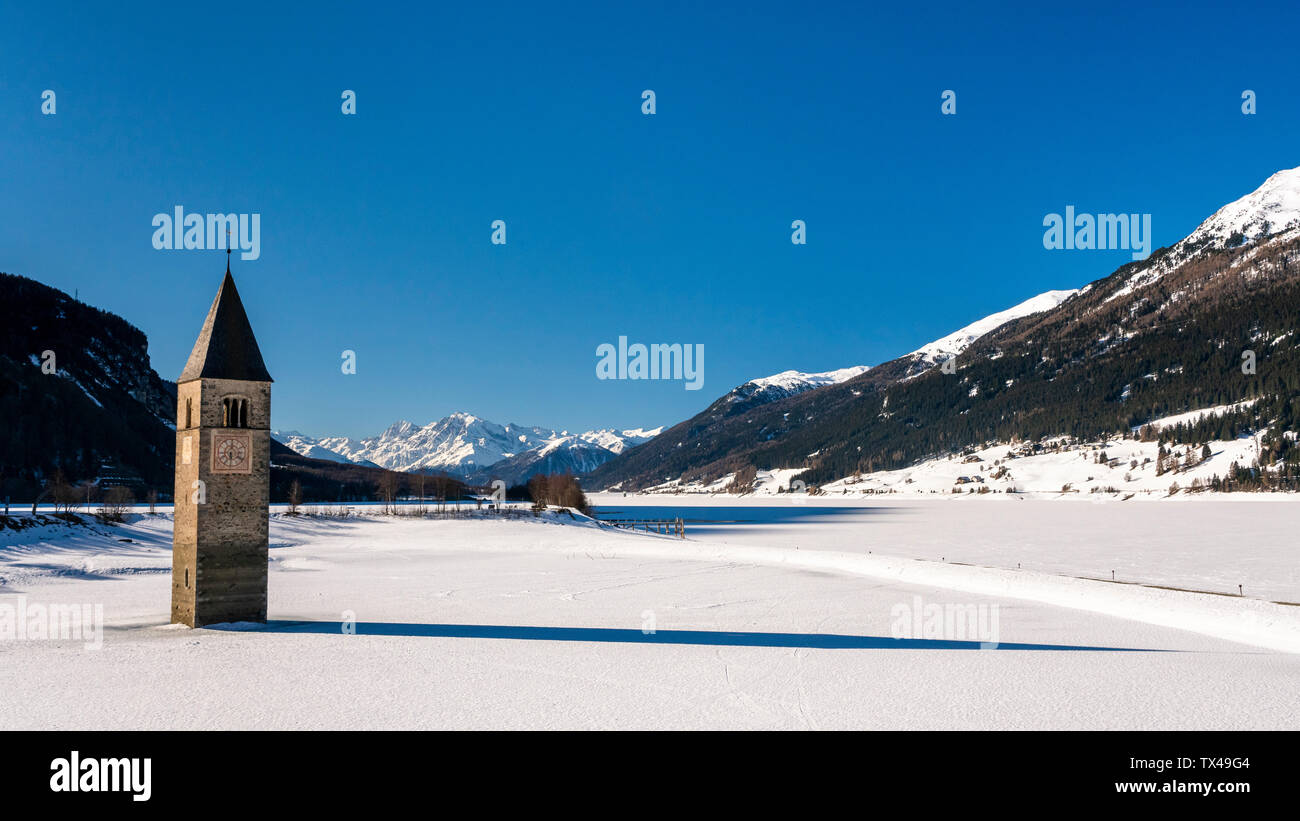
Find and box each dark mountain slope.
[587,229,1300,490]
[0,273,177,498]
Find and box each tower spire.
[179,261,273,383]
[226,229,232,274]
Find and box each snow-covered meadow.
[1,502,1297,729]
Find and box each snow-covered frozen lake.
[2,504,1297,730]
[591,493,1300,603]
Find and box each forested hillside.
[587,228,1300,491]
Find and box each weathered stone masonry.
[172,255,273,627]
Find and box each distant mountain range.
[273,414,662,486]
[586,166,1300,490]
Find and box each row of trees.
[371,472,470,514]
[525,473,592,514]
[280,471,592,516]
[29,470,150,521]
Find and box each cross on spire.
[226,229,233,273]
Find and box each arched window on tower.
[222,397,250,428]
[185,397,192,429]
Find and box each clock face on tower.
[218,437,246,467]
[211,430,253,474]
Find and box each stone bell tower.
[172,249,273,627]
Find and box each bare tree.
[49,471,77,513]
[528,474,550,512]
[375,473,399,514]
[97,486,134,522]
[75,480,97,513]
[287,479,303,515]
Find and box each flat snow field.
[590,493,1300,604]
[1,503,1298,730]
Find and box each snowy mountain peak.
[380,420,417,439]
[747,366,870,392]
[576,427,664,454]
[1102,165,1300,305]
[1184,165,1300,250]
[273,414,660,478]
[272,431,374,466]
[909,289,1079,369]
[728,366,870,405]
[617,426,665,440]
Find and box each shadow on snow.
[239,620,1161,652]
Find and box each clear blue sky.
[3,1,1297,439]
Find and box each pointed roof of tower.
[179,263,273,383]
